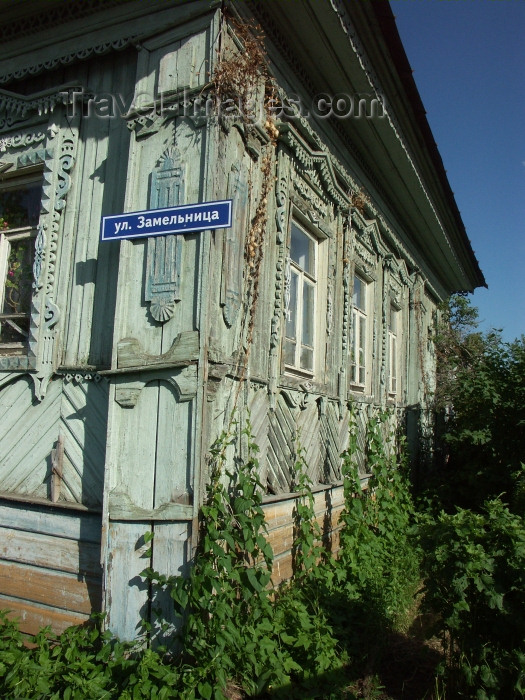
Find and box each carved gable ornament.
[351,210,386,278]
[278,122,349,215]
[352,209,383,252]
[384,255,411,306]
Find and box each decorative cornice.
[0,130,46,152]
[278,111,421,278]
[0,0,127,45]
[0,87,87,134]
[0,37,137,86]
[0,86,71,119]
[278,122,349,211]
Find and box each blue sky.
[391,0,525,341]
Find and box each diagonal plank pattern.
[0,375,108,507]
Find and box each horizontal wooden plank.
[116,331,199,369]
[262,485,346,585]
[0,501,102,541]
[271,554,293,586]
[267,526,294,559]
[270,537,343,587]
[264,503,344,534]
[268,522,344,559]
[0,597,89,637]
[0,560,101,615]
[0,527,102,577]
[262,486,345,528]
[108,491,193,521]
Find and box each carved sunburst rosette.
[149,297,176,323]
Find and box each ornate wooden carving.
[113,365,197,407]
[269,147,290,405]
[340,215,351,406]
[277,123,348,211]
[0,131,46,150]
[116,331,199,370]
[145,148,185,323]
[31,131,77,398]
[0,114,77,391]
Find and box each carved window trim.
[0,122,77,396]
[282,212,327,381]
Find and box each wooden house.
[0,0,485,641]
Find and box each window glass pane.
[300,346,313,371]
[390,334,397,394]
[390,305,397,334]
[1,237,33,343]
[285,222,318,374]
[351,308,368,387]
[285,270,298,340]
[290,223,314,275]
[0,183,41,229]
[2,238,33,316]
[359,316,366,358]
[350,311,356,381]
[302,280,314,347]
[391,337,397,373]
[353,276,365,311]
[284,339,296,366]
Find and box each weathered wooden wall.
[0,1,446,643]
[101,14,219,641]
[0,44,137,636]
[0,500,102,634]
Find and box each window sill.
[350,383,367,393]
[347,391,374,405]
[283,365,315,381]
[280,371,320,394]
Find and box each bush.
[433,295,525,511]
[0,612,183,699]
[419,499,525,698]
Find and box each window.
[284,221,317,374]
[388,303,399,396]
[0,176,41,353]
[351,274,368,388]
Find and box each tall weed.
[0,410,426,698]
[338,411,420,632]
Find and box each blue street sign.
[100,199,233,241]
